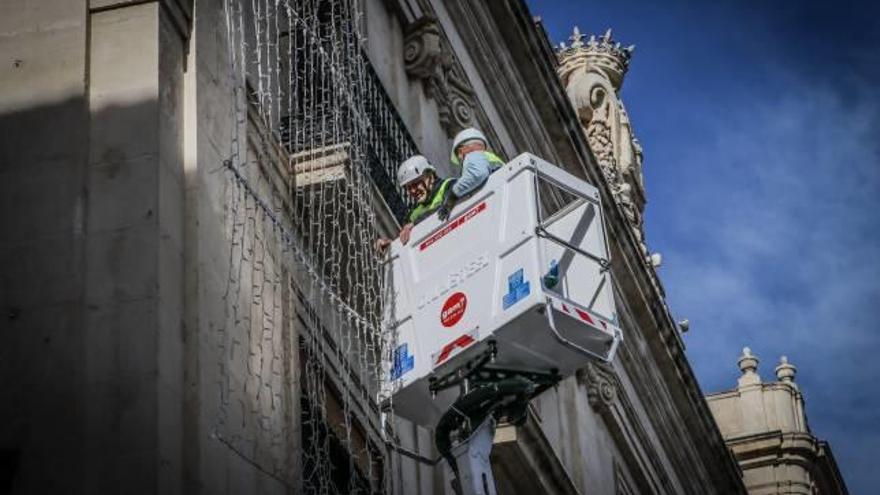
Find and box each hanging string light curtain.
[216,0,418,492]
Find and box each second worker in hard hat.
[438,128,504,220]
[375,155,454,252]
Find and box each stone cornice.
[725,431,850,494]
[726,430,821,461]
[815,441,850,494]
[89,1,192,36]
[706,380,804,401]
[89,1,194,65]
[612,285,749,492]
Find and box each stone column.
[84,1,189,493]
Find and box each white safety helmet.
[397,155,436,187]
[451,127,488,164]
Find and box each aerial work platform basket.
[382,153,622,427]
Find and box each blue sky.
[529,0,879,491]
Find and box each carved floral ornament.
[403,17,476,135]
[577,362,618,415]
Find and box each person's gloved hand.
[437,202,453,222]
[437,180,458,222]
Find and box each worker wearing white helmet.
[448,127,504,199]
[375,155,455,251]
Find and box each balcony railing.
[280,49,418,224]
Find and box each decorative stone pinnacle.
[775,355,797,382]
[738,347,759,374]
[556,26,634,90]
[569,26,584,48]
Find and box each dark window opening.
[0,449,21,495]
[301,394,380,495]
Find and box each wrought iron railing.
[280,49,418,224]
[358,55,418,223]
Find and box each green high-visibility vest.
[451,150,505,170]
[483,151,505,169]
[408,178,454,224]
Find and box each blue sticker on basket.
[502,268,531,310]
[543,259,560,289]
[391,344,415,380]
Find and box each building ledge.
[490,414,580,495]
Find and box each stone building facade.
[706,349,848,494]
[0,0,761,494]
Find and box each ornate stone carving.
[586,117,616,182]
[577,362,618,415]
[403,17,475,135]
[557,28,649,257]
[403,18,442,79]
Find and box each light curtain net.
[216,0,418,492]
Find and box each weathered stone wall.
[0,1,190,492]
[0,1,305,493]
[187,2,303,493]
[0,1,91,492]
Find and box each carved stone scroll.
[403,17,475,135]
[577,362,618,417]
[403,18,442,80]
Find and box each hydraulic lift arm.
[429,342,561,495]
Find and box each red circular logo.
[440,292,467,327]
